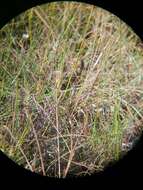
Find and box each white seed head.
[22,33,29,39]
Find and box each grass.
[0,1,143,177]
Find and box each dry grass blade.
[2,125,33,172]
[55,102,61,178]
[63,149,75,178]
[25,110,46,176]
[33,7,54,40]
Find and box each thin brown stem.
[25,110,46,176]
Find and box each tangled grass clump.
[0,2,143,177]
